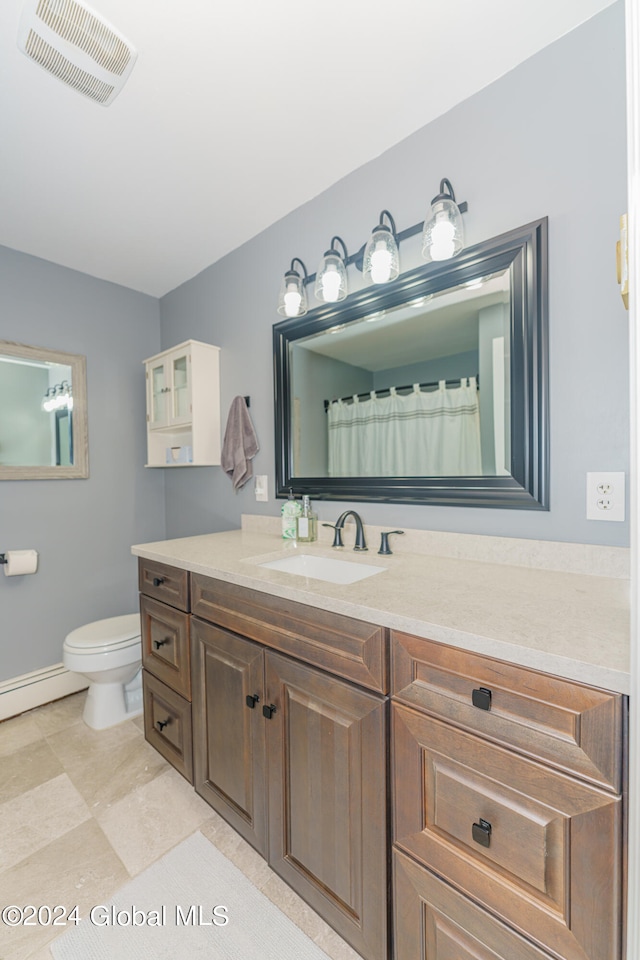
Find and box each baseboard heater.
[0,663,87,722]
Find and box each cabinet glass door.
[171,352,191,423]
[149,361,167,427]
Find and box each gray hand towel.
[221,396,259,490]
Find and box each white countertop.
[132,524,631,695]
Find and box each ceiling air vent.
[17,0,137,106]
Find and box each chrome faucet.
[323,510,367,551]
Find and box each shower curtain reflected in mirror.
[327,378,481,477]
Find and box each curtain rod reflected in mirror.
[273,218,548,509]
[0,341,89,480]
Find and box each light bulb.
[432,219,455,243]
[321,269,342,302]
[284,288,302,317]
[370,244,392,283]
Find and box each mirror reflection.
[291,269,510,479]
[274,218,548,508]
[0,341,88,479]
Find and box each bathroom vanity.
[133,520,629,960]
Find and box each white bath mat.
[50,831,333,960]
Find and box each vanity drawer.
[143,670,193,783]
[141,595,191,699]
[393,849,553,960]
[392,703,623,960]
[391,631,624,792]
[138,558,190,612]
[191,574,388,693]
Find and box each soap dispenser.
[296,495,318,542]
[281,489,302,540]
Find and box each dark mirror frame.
[273,217,548,509]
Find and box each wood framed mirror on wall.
[0,340,89,479]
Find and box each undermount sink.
[258,553,386,585]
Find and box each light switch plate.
[586,472,625,521]
[254,475,268,502]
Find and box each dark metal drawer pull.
[152,577,166,587]
[262,704,276,719]
[472,687,492,710]
[472,818,492,847]
[153,638,169,650]
[156,718,170,732]
[246,694,260,709]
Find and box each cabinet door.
[191,619,267,856]
[265,651,388,960]
[147,357,169,428]
[169,347,192,426]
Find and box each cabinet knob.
[472,687,492,710]
[156,718,170,732]
[153,638,169,650]
[472,818,492,847]
[246,694,260,709]
[262,703,277,719]
[152,577,166,587]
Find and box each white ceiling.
[0,0,616,298]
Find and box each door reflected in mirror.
[291,269,511,479]
[0,341,88,479]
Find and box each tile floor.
[0,692,362,960]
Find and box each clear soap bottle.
[296,496,318,542]
[282,489,302,540]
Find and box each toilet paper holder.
[0,555,7,565]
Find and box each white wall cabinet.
[144,339,220,467]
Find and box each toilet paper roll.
[3,549,39,576]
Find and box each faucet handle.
[322,523,344,548]
[378,530,404,555]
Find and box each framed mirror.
[274,218,548,508]
[0,341,89,479]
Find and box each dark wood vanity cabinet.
[391,631,626,960]
[138,560,627,960]
[190,577,389,960]
[190,619,268,854]
[139,558,193,782]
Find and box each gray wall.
[372,351,480,392]
[159,2,629,547]
[0,246,165,682]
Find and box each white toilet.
[63,613,142,730]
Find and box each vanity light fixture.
[42,381,73,412]
[362,210,400,285]
[275,188,468,315]
[315,236,348,303]
[277,258,309,318]
[422,178,466,262]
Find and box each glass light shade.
[277,269,307,317]
[315,251,347,303]
[422,197,464,262]
[363,224,399,284]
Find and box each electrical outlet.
[586,472,625,522]
[254,475,268,502]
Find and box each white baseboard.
[0,664,88,722]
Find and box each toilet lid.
[64,613,141,651]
